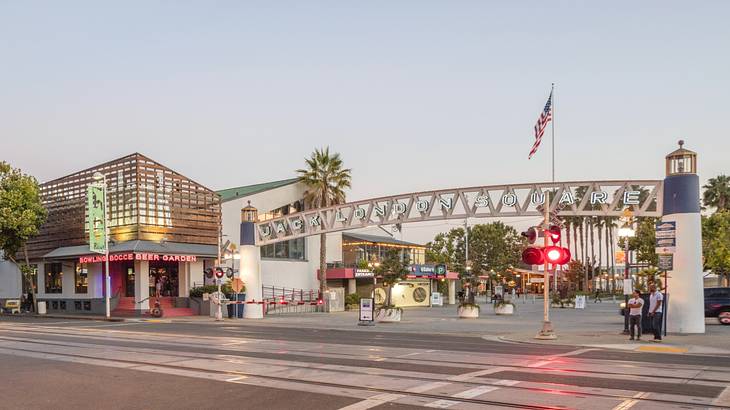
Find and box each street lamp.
[92,172,110,319]
[617,217,635,334]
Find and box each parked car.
[619,288,730,325]
[705,287,730,325]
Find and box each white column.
[448,280,456,305]
[178,262,189,297]
[665,213,705,333]
[135,260,149,311]
[241,244,263,319]
[347,279,356,294]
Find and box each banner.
[87,185,106,254]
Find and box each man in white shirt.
[648,284,664,341]
[627,290,644,341]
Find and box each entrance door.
[125,266,135,297]
[149,261,179,297]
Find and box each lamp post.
[618,213,635,334]
[92,172,110,319]
[368,262,380,301]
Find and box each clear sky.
[2,1,728,242]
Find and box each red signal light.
[545,246,571,265]
[214,268,225,279]
[521,247,544,265]
[547,225,561,244]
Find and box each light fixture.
[618,222,635,238]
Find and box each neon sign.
[78,253,198,263]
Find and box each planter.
[376,307,402,322]
[494,303,514,315]
[457,305,480,319]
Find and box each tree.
[703,175,730,212]
[373,249,410,307]
[703,211,730,286]
[563,260,585,291]
[0,161,47,311]
[296,148,352,305]
[628,218,659,267]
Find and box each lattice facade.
[26,153,220,259]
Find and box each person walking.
[594,289,602,303]
[648,284,664,342]
[627,290,644,341]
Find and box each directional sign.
[655,221,676,254]
[87,184,106,254]
[658,254,674,271]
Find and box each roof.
[43,240,218,259]
[217,178,300,203]
[343,232,425,248]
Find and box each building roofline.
[217,177,300,203]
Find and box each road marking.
[611,392,649,410]
[550,348,598,357]
[448,366,508,381]
[407,381,451,393]
[452,385,499,398]
[397,352,422,358]
[493,380,520,386]
[527,360,552,368]
[636,345,688,353]
[424,399,460,408]
[337,393,405,410]
[713,385,730,406]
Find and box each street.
[1,312,729,410]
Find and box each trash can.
[37,301,47,315]
[234,293,245,318]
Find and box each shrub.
[345,293,360,306]
[189,282,240,299]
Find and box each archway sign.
[255,180,662,245]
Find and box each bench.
[2,299,21,314]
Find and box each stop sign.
[231,278,244,293]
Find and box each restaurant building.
[20,153,220,315]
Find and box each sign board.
[655,221,676,254]
[359,298,374,321]
[623,278,634,295]
[658,254,674,271]
[354,270,374,278]
[495,285,504,296]
[574,295,586,309]
[430,292,443,306]
[231,278,245,293]
[530,278,544,283]
[87,184,106,254]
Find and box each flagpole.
[551,83,557,293]
[551,83,555,184]
[536,83,557,340]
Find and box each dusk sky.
[2,1,728,241]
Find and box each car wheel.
[719,310,730,325]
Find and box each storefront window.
[260,237,306,260]
[44,263,63,294]
[22,264,37,294]
[75,263,89,293]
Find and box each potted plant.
[373,249,409,323]
[458,302,480,318]
[494,299,515,315]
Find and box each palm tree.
[297,147,352,305]
[703,175,730,211]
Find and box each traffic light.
[204,268,214,279]
[521,227,538,244]
[522,247,544,265]
[544,246,571,265]
[547,225,561,244]
[214,267,225,279]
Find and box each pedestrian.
[594,289,602,303]
[648,284,664,342]
[628,290,644,341]
[26,290,34,313]
[155,277,162,298]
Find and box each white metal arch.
[255,179,663,245]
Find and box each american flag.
[528,91,553,159]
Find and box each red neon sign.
[79,253,198,263]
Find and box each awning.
[43,240,218,260]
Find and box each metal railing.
[261,285,321,315]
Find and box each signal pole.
[536,194,556,339]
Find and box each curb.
[34,314,126,322]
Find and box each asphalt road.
[1,316,729,409]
